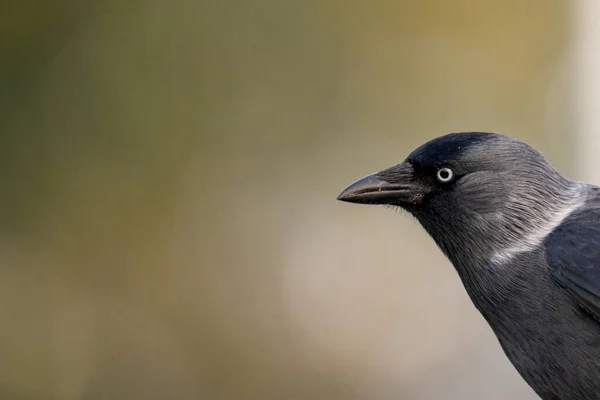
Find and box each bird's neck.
[455,251,561,337]
[416,179,586,270]
[411,178,589,325]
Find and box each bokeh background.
[2,1,599,399]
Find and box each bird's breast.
[457,254,600,399]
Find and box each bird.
[337,132,600,400]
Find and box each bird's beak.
[337,163,423,206]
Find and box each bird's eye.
[436,167,454,183]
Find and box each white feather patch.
[490,184,586,265]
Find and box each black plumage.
[338,132,600,399]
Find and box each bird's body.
[460,204,600,400]
[337,132,600,399]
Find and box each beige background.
[0,1,586,399]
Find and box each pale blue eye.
[436,168,454,182]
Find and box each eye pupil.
[437,168,454,182]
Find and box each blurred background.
[1,1,598,399]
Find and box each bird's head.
[338,132,581,266]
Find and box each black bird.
[337,132,600,400]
